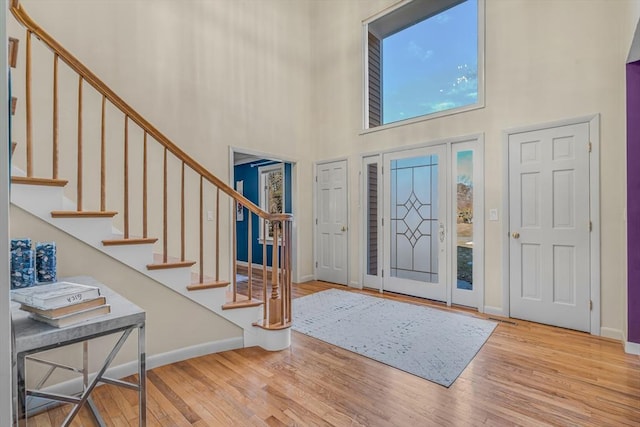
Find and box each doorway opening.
[230,148,297,284]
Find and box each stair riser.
[220,305,265,331]
[102,244,155,272]
[50,217,114,248]
[11,185,64,217]
[146,268,193,292]
[244,325,290,351]
[180,287,229,312]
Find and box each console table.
[11,276,146,426]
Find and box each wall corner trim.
[625,340,640,355]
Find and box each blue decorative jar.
[35,242,57,283]
[10,238,35,289]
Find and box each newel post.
[268,220,282,325]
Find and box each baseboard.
[483,306,504,317]
[296,274,314,284]
[349,280,362,289]
[236,260,272,272]
[625,340,640,355]
[24,336,243,414]
[600,327,624,342]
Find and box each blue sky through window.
[457,150,473,186]
[382,0,478,124]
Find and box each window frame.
[258,163,285,244]
[362,0,485,132]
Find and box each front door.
[508,122,591,332]
[383,145,447,301]
[316,160,348,285]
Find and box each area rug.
[292,289,497,387]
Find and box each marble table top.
[11,276,145,355]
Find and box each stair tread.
[102,237,158,246]
[222,298,263,310]
[147,254,196,270]
[187,280,229,291]
[11,176,68,187]
[51,210,117,218]
[147,261,196,270]
[252,319,291,331]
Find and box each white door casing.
[508,122,591,332]
[315,160,349,285]
[383,145,447,301]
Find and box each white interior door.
[383,145,447,301]
[509,123,591,332]
[316,160,348,285]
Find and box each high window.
[365,0,483,129]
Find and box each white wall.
[9,0,315,283]
[310,0,636,336]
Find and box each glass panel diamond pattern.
[390,155,439,283]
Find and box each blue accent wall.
[234,161,292,267]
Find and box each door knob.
[512,232,520,239]
[341,226,347,232]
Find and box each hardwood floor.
[29,281,640,426]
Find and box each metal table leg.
[138,323,146,426]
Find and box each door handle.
[512,232,520,239]
[439,222,445,243]
[341,226,347,232]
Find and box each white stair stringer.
[10,179,291,351]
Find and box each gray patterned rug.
[292,289,497,387]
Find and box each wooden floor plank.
[30,281,640,426]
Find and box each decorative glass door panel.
[452,148,477,307]
[363,156,382,289]
[383,146,447,301]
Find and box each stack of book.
[11,281,111,328]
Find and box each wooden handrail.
[9,3,290,223]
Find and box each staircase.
[7,1,293,351]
